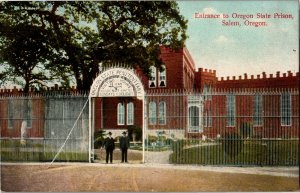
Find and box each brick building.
[93,46,299,139]
[0,46,299,139]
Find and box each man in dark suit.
[119,131,130,163]
[103,132,115,164]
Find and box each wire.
[50,98,89,164]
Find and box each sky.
[177,0,298,78]
[1,1,298,88]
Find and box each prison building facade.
[0,46,299,139]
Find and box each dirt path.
[1,164,299,192]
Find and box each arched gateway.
[88,67,145,163]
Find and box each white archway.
[88,67,146,163]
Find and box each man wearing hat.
[103,132,115,164]
[119,131,130,163]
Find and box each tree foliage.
[0,2,187,91]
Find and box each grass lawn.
[170,140,299,166]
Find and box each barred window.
[158,102,166,125]
[281,92,292,126]
[117,103,125,125]
[204,110,212,127]
[253,94,263,126]
[127,102,134,125]
[149,102,156,125]
[226,95,235,127]
[8,100,14,128]
[8,100,32,129]
[203,84,212,100]
[189,106,199,131]
[25,100,32,128]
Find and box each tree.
[0,2,187,91]
[0,23,72,92]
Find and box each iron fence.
[0,89,299,165]
[0,93,89,162]
[144,89,299,166]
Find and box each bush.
[147,135,158,144]
[239,122,253,138]
[127,125,142,141]
[171,139,185,152]
[94,130,106,149]
[223,133,243,158]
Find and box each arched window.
[281,92,291,126]
[254,94,263,126]
[149,66,156,88]
[117,103,125,125]
[159,65,166,87]
[158,102,166,125]
[203,110,212,127]
[149,102,156,125]
[226,94,235,126]
[189,106,199,132]
[127,102,134,125]
[8,100,14,128]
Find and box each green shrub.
[127,125,142,141]
[94,130,106,149]
[222,133,244,158]
[239,122,253,138]
[147,135,158,144]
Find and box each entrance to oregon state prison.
[89,66,299,165]
[89,67,146,163]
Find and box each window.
[159,65,166,87]
[8,100,32,129]
[117,103,125,125]
[149,102,156,125]
[189,106,199,131]
[25,100,32,128]
[226,95,235,126]
[204,110,212,127]
[149,66,156,88]
[281,92,292,126]
[8,100,14,128]
[127,102,134,125]
[253,94,263,126]
[158,102,166,125]
[203,84,212,100]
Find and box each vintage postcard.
[0,0,298,192]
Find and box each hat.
[108,132,112,135]
[122,131,127,135]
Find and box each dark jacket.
[103,137,115,150]
[119,136,130,149]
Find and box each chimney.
[239,76,242,80]
[227,76,230,80]
[269,74,273,78]
[257,75,260,79]
[262,72,266,78]
[251,75,254,79]
[244,73,247,79]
